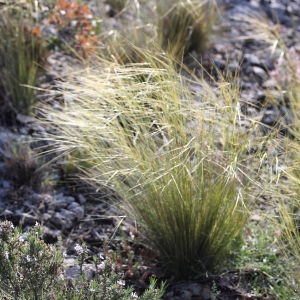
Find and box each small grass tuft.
[1,139,47,191]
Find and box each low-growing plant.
[0,1,47,121]
[39,51,262,279]
[234,220,298,299]
[0,221,166,299]
[0,221,63,299]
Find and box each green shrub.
[0,221,63,299]
[39,51,259,278]
[0,221,165,299]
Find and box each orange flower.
[31,27,42,36]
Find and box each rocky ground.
[1,0,300,299]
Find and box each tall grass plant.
[39,50,262,278]
[0,0,46,120]
[156,0,218,59]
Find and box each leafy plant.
[39,51,260,279]
[0,1,47,120]
[0,221,166,299]
[0,221,63,299]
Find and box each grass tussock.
[156,0,218,59]
[0,0,47,120]
[39,50,260,278]
[98,0,218,63]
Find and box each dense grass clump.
[99,0,218,64]
[39,51,258,278]
[156,0,218,59]
[0,1,46,121]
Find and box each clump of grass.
[39,50,261,278]
[105,0,128,13]
[99,25,157,64]
[1,139,47,191]
[156,0,218,59]
[99,0,218,64]
[0,1,47,121]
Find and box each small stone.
[250,214,261,221]
[55,199,69,209]
[0,188,7,199]
[180,290,193,300]
[64,257,76,265]
[70,206,84,220]
[67,202,79,210]
[16,114,37,124]
[42,213,52,221]
[164,291,174,299]
[214,43,227,53]
[262,79,277,88]
[52,210,76,229]
[65,265,95,280]
[201,285,212,300]
[229,61,239,72]
[253,66,267,78]
[244,53,260,65]
[64,196,75,204]
[2,180,10,189]
[188,283,202,296]
[77,193,87,205]
[30,193,44,204]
